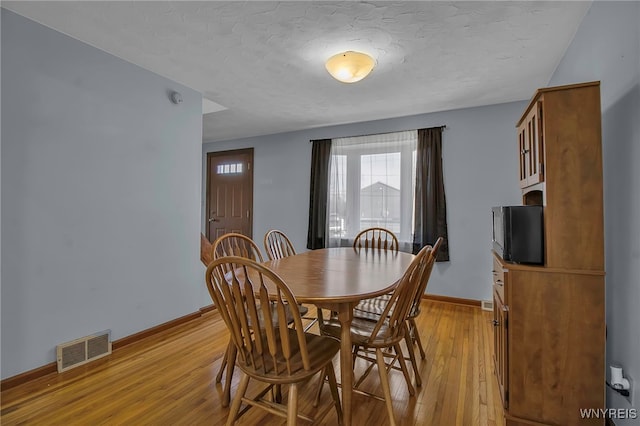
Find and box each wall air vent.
[56,330,112,373]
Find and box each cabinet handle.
[521,149,530,154]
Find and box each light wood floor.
[1,301,504,425]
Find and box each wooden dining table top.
[233,246,417,426]
[262,247,416,304]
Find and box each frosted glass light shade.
[325,51,375,83]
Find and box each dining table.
[262,247,415,426]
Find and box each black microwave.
[492,205,544,264]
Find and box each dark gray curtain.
[307,139,332,249]
[413,127,449,261]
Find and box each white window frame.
[328,131,417,246]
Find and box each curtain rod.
[310,125,447,142]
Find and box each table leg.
[337,303,354,426]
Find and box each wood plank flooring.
[1,301,504,425]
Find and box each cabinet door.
[518,125,528,187]
[493,288,509,408]
[518,101,545,188]
[526,101,544,186]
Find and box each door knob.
[208,218,219,222]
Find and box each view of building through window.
[360,152,402,233]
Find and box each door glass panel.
[216,162,244,175]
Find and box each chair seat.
[354,293,391,318]
[239,328,340,383]
[319,316,402,348]
[353,294,419,321]
[246,302,307,326]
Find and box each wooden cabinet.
[494,81,605,426]
[493,253,605,426]
[518,100,544,188]
[517,81,604,270]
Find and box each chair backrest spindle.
[264,230,297,260]
[353,227,399,252]
[212,233,264,262]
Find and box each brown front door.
[206,148,254,242]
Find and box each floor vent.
[481,300,494,311]
[56,330,112,373]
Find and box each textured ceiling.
[3,1,592,143]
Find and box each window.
[327,130,417,248]
[216,162,243,174]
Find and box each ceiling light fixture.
[325,51,375,83]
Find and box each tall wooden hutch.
[492,81,605,425]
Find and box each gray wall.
[1,10,204,379]
[203,100,526,302]
[548,2,640,420]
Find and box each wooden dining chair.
[405,237,443,360]
[264,229,319,332]
[206,256,342,426]
[397,238,440,387]
[211,232,309,405]
[353,237,443,387]
[346,228,400,321]
[264,229,297,260]
[352,227,399,252]
[315,245,432,426]
[211,233,264,404]
[212,232,264,262]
